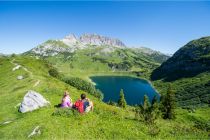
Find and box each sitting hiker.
[74,93,93,113]
[61,91,72,108]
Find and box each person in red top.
[74,93,93,113]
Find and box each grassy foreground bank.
[0,56,209,139]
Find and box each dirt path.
[33,80,40,87]
[10,59,41,87]
[11,59,33,78]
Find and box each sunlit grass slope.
[0,56,209,139]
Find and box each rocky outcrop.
[79,34,126,48]
[19,90,50,113]
[61,34,77,46]
[60,33,126,48]
[28,33,126,56]
[31,40,75,56]
[26,33,169,61]
[17,75,24,80]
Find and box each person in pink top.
[61,91,72,108]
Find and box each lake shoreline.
[85,72,137,85]
[88,74,160,105]
[85,72,161,97]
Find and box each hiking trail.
[10,59,40,87]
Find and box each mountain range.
[25,34,169,77]
[29,34,126,56]
[28,34,167,58]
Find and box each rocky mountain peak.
[61,34,77,46]
[28,33,169,58]
[79,33,126,48]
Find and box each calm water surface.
[90,76,160,105]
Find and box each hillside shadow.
[54,104,61,108]
[151,69,210,82]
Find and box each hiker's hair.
[81,93,86,100]
[63,91,69,97]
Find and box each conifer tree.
[134,95,161,135]
[107,100,116,106]
[150,95,160,123]
[135,95,160,124]
[118,89,127,108]
[151,96,159,114]
[141,95,151,122]
[161,84,176,119]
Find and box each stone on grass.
[12,65,21,71]
[19,90,50,113]
[28,126,41,138]
[17,75,24,80]
[1,121,12,125]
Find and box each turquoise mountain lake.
[90,76,160,105]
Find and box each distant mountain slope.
[151,36,210,81]
[25,34,169,76]
[27,33,168,57]
[151,37,210,108]
[27,34,127,56]
[132,47,169,63]
[0,53,5,57]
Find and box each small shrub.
[148,125,160,137]
[63,77,103,100]
[11,53,16,57]
[107,100,117,106]
[94,89,104,101]
[49,68,60,78]
[194,119,210,131]
[52,108,79,117]
[135,95,160,124]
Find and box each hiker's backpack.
[74,100,84,113]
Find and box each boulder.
[17,75,24,80]
[19,90,50,113]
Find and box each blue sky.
[0,1,210,54]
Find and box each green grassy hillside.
[25,39,170,79]
[37,46,165,80]
[151,36,210,81]
[151,37,210,108]
[152,72,210,108]
[0,56,209,139]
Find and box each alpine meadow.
[0,1,210,140]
